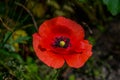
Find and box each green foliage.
[0,46,60,80]
[103,0,120,16]
[0,49,51,80]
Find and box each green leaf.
[103,0,120,16]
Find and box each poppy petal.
[75,40,92,52]
[39,16,84,40]
[64,52,92,68]
[33,33,65,68]
[54,16,85,40]
[64,40,92,68]
[37,51,65,68]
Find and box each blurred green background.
[0,0,120,80]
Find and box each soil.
[94,20,120,80]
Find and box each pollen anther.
[59,41,65,47]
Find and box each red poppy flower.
[33,16,92,68]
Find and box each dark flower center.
[52,36,71,48]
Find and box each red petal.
[53,16,85,40]
[39,16,84,42]
[33,33,65,68]
[37,51,65,68]
[64,52,92,68]
[75,40,92,52]
[32,33,41,51]
[64,40,92,68]
[38,22,54,49]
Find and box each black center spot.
[52,36,71,48]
